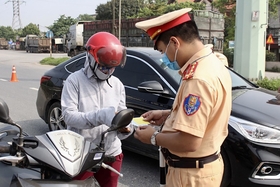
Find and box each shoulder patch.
[183,94,201,116]
[183,62,198,80]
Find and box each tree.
[95,2,113,20]
[76,14,96,21]
[95,0,142,20]
[269,0,280,18]
[48,15,77,37]
[95,0,204,20]
[0,26,16,40]
[21,23,40,37]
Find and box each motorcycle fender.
[10,175,100,187]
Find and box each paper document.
[132,117,150,126]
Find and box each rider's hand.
[118,127,131,133]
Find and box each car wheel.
[47,102,66,131]
[220,149,231,187]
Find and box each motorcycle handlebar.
[0,144,10,153]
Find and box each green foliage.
[95,0,142,20]
[257,77,280,91]
[270,66,280,72]
[266,50,276,61]
[95,2,113,20]
[21,23,40,37]
[77,14,96,21]
[40,57,70,66]
[95,0,204,20]
[48,15,77,37]
[223,48,234,67]
[0,26,16,40]
[212,0,236,49]
[269,0,280,18]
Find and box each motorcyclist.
[61,32,133,187]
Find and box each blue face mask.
[162,53,180,70]
[161,42,180,70]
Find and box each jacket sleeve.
[116,81,134,140]
[61,75,115,129]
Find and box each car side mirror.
[138,81,172,96]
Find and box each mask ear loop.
[171,37,180,63]
[87,52,98,73]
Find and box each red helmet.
[85,32,126,68]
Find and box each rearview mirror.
[0,98,13,124]
[106,108,134,132]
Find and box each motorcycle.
[0,98,134,187]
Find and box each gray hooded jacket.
[61,57,132,156]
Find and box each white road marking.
[0,79,7,81]
[30,87,38,91]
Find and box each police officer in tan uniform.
[134,8,232,187]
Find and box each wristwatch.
[151,131,159,146]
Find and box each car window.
[149,54,182,85]
[65,56,86,74]
[228,68,256,88]
[115,55,162,87]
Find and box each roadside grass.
[257,77,280,91]
[40,57,70,66]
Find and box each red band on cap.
[147,13,191,40]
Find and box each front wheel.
[47,102,66,131]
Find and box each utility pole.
[112,0,115,36]
[5,0,25,30]
[233,0,268,81]
[118,0,121,40]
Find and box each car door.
[115,53,176,116]
[114,52,177,159]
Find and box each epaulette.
[183,62,198,80]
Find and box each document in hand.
[132,117,150,127]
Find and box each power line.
[5,0,25,29]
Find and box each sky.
[0,0,109,31]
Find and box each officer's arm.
[156,131,202,153]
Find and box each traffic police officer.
[134,8,232,187]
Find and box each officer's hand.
[134,125,155,144]
[141,110,165,126]
[276,93,280,100]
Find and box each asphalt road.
[0,50,160,187]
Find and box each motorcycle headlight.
[229,116,280,144]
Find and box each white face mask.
[87,52,115,81]
[94,65,115,81]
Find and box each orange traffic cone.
[10,65,18,82]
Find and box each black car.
[36,47,280,187]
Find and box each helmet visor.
[96,45,126,68]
